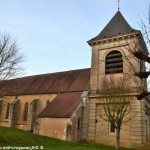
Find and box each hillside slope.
[0,127,134,150]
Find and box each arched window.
[23,102,28,121]
[5,103,10,119]
[45,100,50,107]
[66,125,72,141]
[105,50,123,74]
[77,118,81,131]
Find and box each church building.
[0,11,150,148]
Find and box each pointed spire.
[149,4,150,25]
[88,11,139,43]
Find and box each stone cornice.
[88,32,140,46]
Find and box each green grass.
[0,127,134,150]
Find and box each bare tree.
[97,75,137,150]
[0,33,24,118]
[112,33,149,100]
[126,19,150,100]
[0,33,24,80]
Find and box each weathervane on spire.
[118,0,120,10]
[149,4,150,25]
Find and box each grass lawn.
[0,127,135,150]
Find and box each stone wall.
[0,94,57,130]
[35,118,69,140]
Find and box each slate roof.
[39,93,82,118]
[0,68,90,96]
[88,11,139,42]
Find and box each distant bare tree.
[124,33,150,100]
[124,17,150,100]
[111,33,149,100]
[97,75,137,150]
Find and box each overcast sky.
[0,0,149,76]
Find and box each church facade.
[0,11,150,148]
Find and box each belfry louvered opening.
[105,50,123,74]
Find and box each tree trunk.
[135,71,150,79]
[116,127,120,150]
[133,51,150,63]
[137,91,150,100]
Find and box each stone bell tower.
[84,11,150,148]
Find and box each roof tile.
[38,93,82,118]
[88,11,139,42]
[0,68,90,96]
